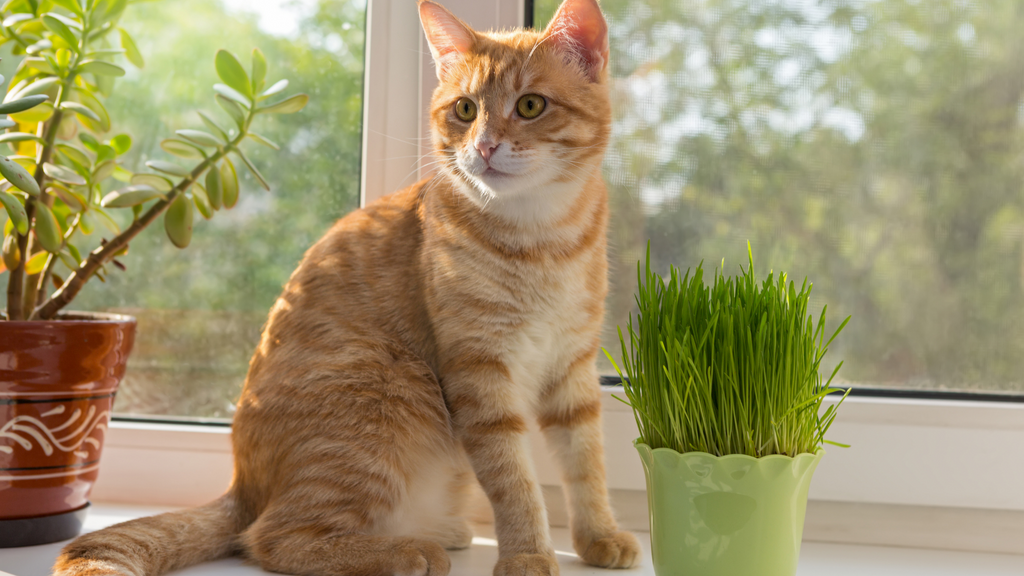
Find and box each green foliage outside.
[0,0,312,323]
[0,0,365,418]
[536,0,1024,395]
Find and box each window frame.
[100,0,1024,554]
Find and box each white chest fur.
[428,179,605,414]
[499,255,597,411]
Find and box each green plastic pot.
[635,441,823,576]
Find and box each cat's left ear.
[544,0,610,83]
[419,1,476,80]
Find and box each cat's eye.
[454,97,477,122]
[516,94,546,119]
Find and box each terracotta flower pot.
[0,312,136,547]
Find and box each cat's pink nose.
[476,141,499,163]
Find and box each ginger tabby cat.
[53,1,640,574]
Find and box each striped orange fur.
[52,1,639,575]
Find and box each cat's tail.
[51,493,243,576]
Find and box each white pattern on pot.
[0,405,109,458]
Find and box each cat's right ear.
[419,1,476,81]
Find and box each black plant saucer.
[0,503,89,548]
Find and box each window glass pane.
[536,1,1024,395]
[0,0,366,420]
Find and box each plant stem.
[6,105,68,320]
[32,138,245,320]
[5,221,29,320]
[4,28,35,52]
[7,12,92,320]
[20,106,67,315]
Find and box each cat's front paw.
[578,531,641,569]
[393,539,452,576]
[493,553,559,576]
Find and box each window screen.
[536,0,1024,395]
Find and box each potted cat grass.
[607,244,850,576]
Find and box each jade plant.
[0,0,308,321]
[607,243,851,457]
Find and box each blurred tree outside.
[535,0,1024,394]
[1,0,367,418]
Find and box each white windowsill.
[81,387,1024,555]
[2,503,1022,576]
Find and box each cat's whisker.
[557,162,598,180]
[553,171,589,188]
[397,156,457,189]
[423,154,459,185]
[555,143,603,150]
[521,30,558,78]
[557,162,598,178]
[381,154,442,161]
[367,128,434,145]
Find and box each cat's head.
[420,0,611,215]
